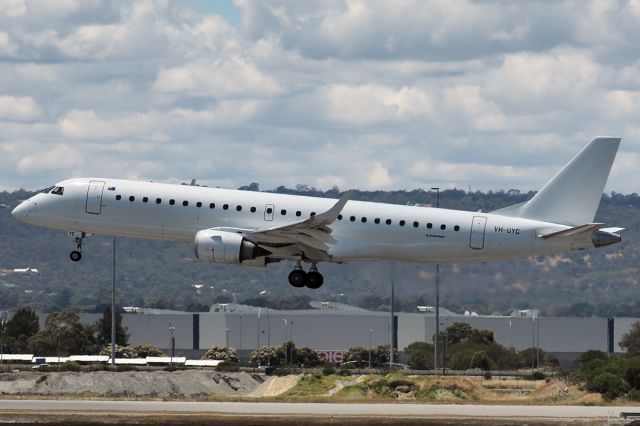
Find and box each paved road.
[0,400,628,419]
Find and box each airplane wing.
[211,191,352,262]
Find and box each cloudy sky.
[1,0,639,193]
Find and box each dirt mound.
[0,370,264,398]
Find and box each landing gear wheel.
[305,271,324,289]
[70,251,82,262]
[288,270,307,288]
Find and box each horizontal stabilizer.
[539,223,604,240]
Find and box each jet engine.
[194,230,270,264]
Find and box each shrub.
[249,346,283,367]
[296,347,320,368]
[405,342,434,370]
[322,366,335,376]
[470,351,491,370]
[202,346,238,363]
[215,361,240,372]
[627,389,640,401]
[133,343,164,358]
[587,372,628,400]
[575,350,608,366]
[58,361,81,372]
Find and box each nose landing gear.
[69,231,86,262]
[287,261,324,289]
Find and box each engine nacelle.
[194,230,270,264]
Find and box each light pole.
[225,328,230,349]
[431,187,440,371]
[266,309,271,367]
[368,328,373,369]
[111,236,116,369]
[0,315,6,365]
[390,262,395,367]
[290,321,295,367]
[239,315,243,356]
[283,319,288,366]
[169,322,176,365]
[257,308,261,368]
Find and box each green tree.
[28,310,91,356]
[4,308,39,353]
[576,350,608,366]
[405,341,434,370]
[202,346,238,362]
[470,350,492,370]
[620,321,640,355]
[94,307,129,347]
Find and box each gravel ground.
[0,370,265,398]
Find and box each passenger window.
[399,220,405,226]
[116,195,122,201]
[169,199,175,205]
[310,212,316,216]
[196,202,202,208]
[427,223,433,229]
[296,211,302,217]
[350,216,356,222]
[156,198,161,204]
[209,203,215,209]
[337,214,342,220]
[266,207,272,214]
[143,197,149,203]
[386,219,392,225]
[237,205,242,211]
[129,196,135,202]
[361,217,367,223]
[413,221,419,228]
[454,225,460,231]
[374,218,380,224]
[182,201,188,207]
[250,207,256,213]
[223,204,229,210]
[281,209,286,215]
[440,224,446,230]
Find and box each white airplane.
[12,137,624,289]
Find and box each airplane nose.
[11,200,30,220]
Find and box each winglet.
[312,190,352,225]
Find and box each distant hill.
[1,186,638,317]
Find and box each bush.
[133,343,164,358]
[338,368,352,376]
[627,389,640,401]
[587,372,628,400]
[250,346,283,367]
[215,361,240,372]
[202,346,239,363]
[575,350,608,366]
[322,366,335,376]
[470,351,491,370]
[296,347,320,368]
[58,361,81,372]
[405,342,434,370]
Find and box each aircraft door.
[264,204,274,221]
[469,216,487,249]
[86,181,105,214]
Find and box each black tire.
[70,251,82,262]
[306,271,324,289]
[288,270,306,288]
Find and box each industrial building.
[51,303,639,366]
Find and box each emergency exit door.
[264,204,274,221]
[469,216,487,249]
[86,181,105,214]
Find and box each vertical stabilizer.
[493,137,620,226]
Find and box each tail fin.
[492,137,621,225]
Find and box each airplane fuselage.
[14,177,580,264]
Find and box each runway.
[0,399,629,425]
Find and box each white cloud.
[154,56,281,98]
[0,95,41,120]
[17,143,83,174]
[0,0,638,194]
[323,84,432,125]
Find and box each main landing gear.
[288,262,324,289]
[69,231,86,262]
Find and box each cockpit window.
[50,187,64,195]
[39,186,55,194]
